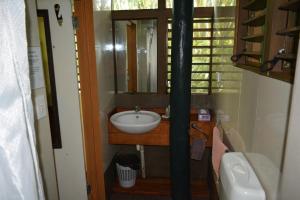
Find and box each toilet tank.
[219,152,266,200]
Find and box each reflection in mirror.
[114,19,157,93]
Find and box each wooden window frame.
[111,2,235,94]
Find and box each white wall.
[36,1,88,199]
[215,69,292,200]
[93,0,119,171]
[241,71,291,200]
[277,42,300,200]
[25,0,59,199]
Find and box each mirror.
[114,19,157,93]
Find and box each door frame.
[37,9,62,149]
[73,1,106,199]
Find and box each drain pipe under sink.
[136,144,146,178]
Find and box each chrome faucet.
[134,106,141,113]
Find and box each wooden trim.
[108,120,213,147]
[127,23,137,92]
[194,7,214,17]
[112,10,160,20]
[112,20,118,93]
[108,107,214,146]
[111,7,235,19]
[157,12,168,93]
[236,64,294,83]
[73,1,105,199]
[111,6,236,94]
[112,178,209,198]
[37,10,62,149]
[158,0,166,10]
[208,14,214,95]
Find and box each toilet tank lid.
[220,152,266,200]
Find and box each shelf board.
[279,0,300,11]
[243,0,267,11]
[242,51,262,59]
[241,33,264,42]
[276,54,297,61]
[242,10,266,27]
[112,178,209,198]
[276,26,300,37]
[236,64,294,83]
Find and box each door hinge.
[72,16,79,30]
[86,184,92,195]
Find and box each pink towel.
[212,127,228,179]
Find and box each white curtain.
[0,0,45,199]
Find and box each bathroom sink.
[110,110,161,134]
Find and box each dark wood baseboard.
[104,156,118,200]
[112,177,209,199]
[207,150,219,200]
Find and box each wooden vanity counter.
[108,107,215,147]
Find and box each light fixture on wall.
[54,4,63,26]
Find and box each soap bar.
[198,109,211,121]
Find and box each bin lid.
[115,154,140,170]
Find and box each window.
[94,0,111,10]
[211,18,241,94]
[167,18,212,94]
[167,16,240,94]
[166,0,236,8]
[111,0,240,94]
[112,0,158,10]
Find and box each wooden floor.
[112,178,210,200]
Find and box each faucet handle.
[134,106,141,112]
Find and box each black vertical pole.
[170,0,193,200]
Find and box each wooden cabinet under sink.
[108,107,215,147]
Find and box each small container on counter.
[198,109,211,121]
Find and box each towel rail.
[191,123,209,140]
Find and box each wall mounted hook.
[260,49,286,72]
[54,4,63,26]
[231,48,246,62]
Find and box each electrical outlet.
[34,95,47,120]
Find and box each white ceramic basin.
[110,110,161,134]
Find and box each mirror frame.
[111,9,170,94]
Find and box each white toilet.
[219,152,266,200]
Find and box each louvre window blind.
[167,16,240,94]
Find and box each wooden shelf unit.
[241,51,262,59]
[243,0,267,11]
[234,0,268,69]
[278,0,300,11]
[276,26,300,37]
[233,0,299,83]
[242,10,266,27]
[275,0,300,80]
[276,53,297,61]
[241,33,264,42]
